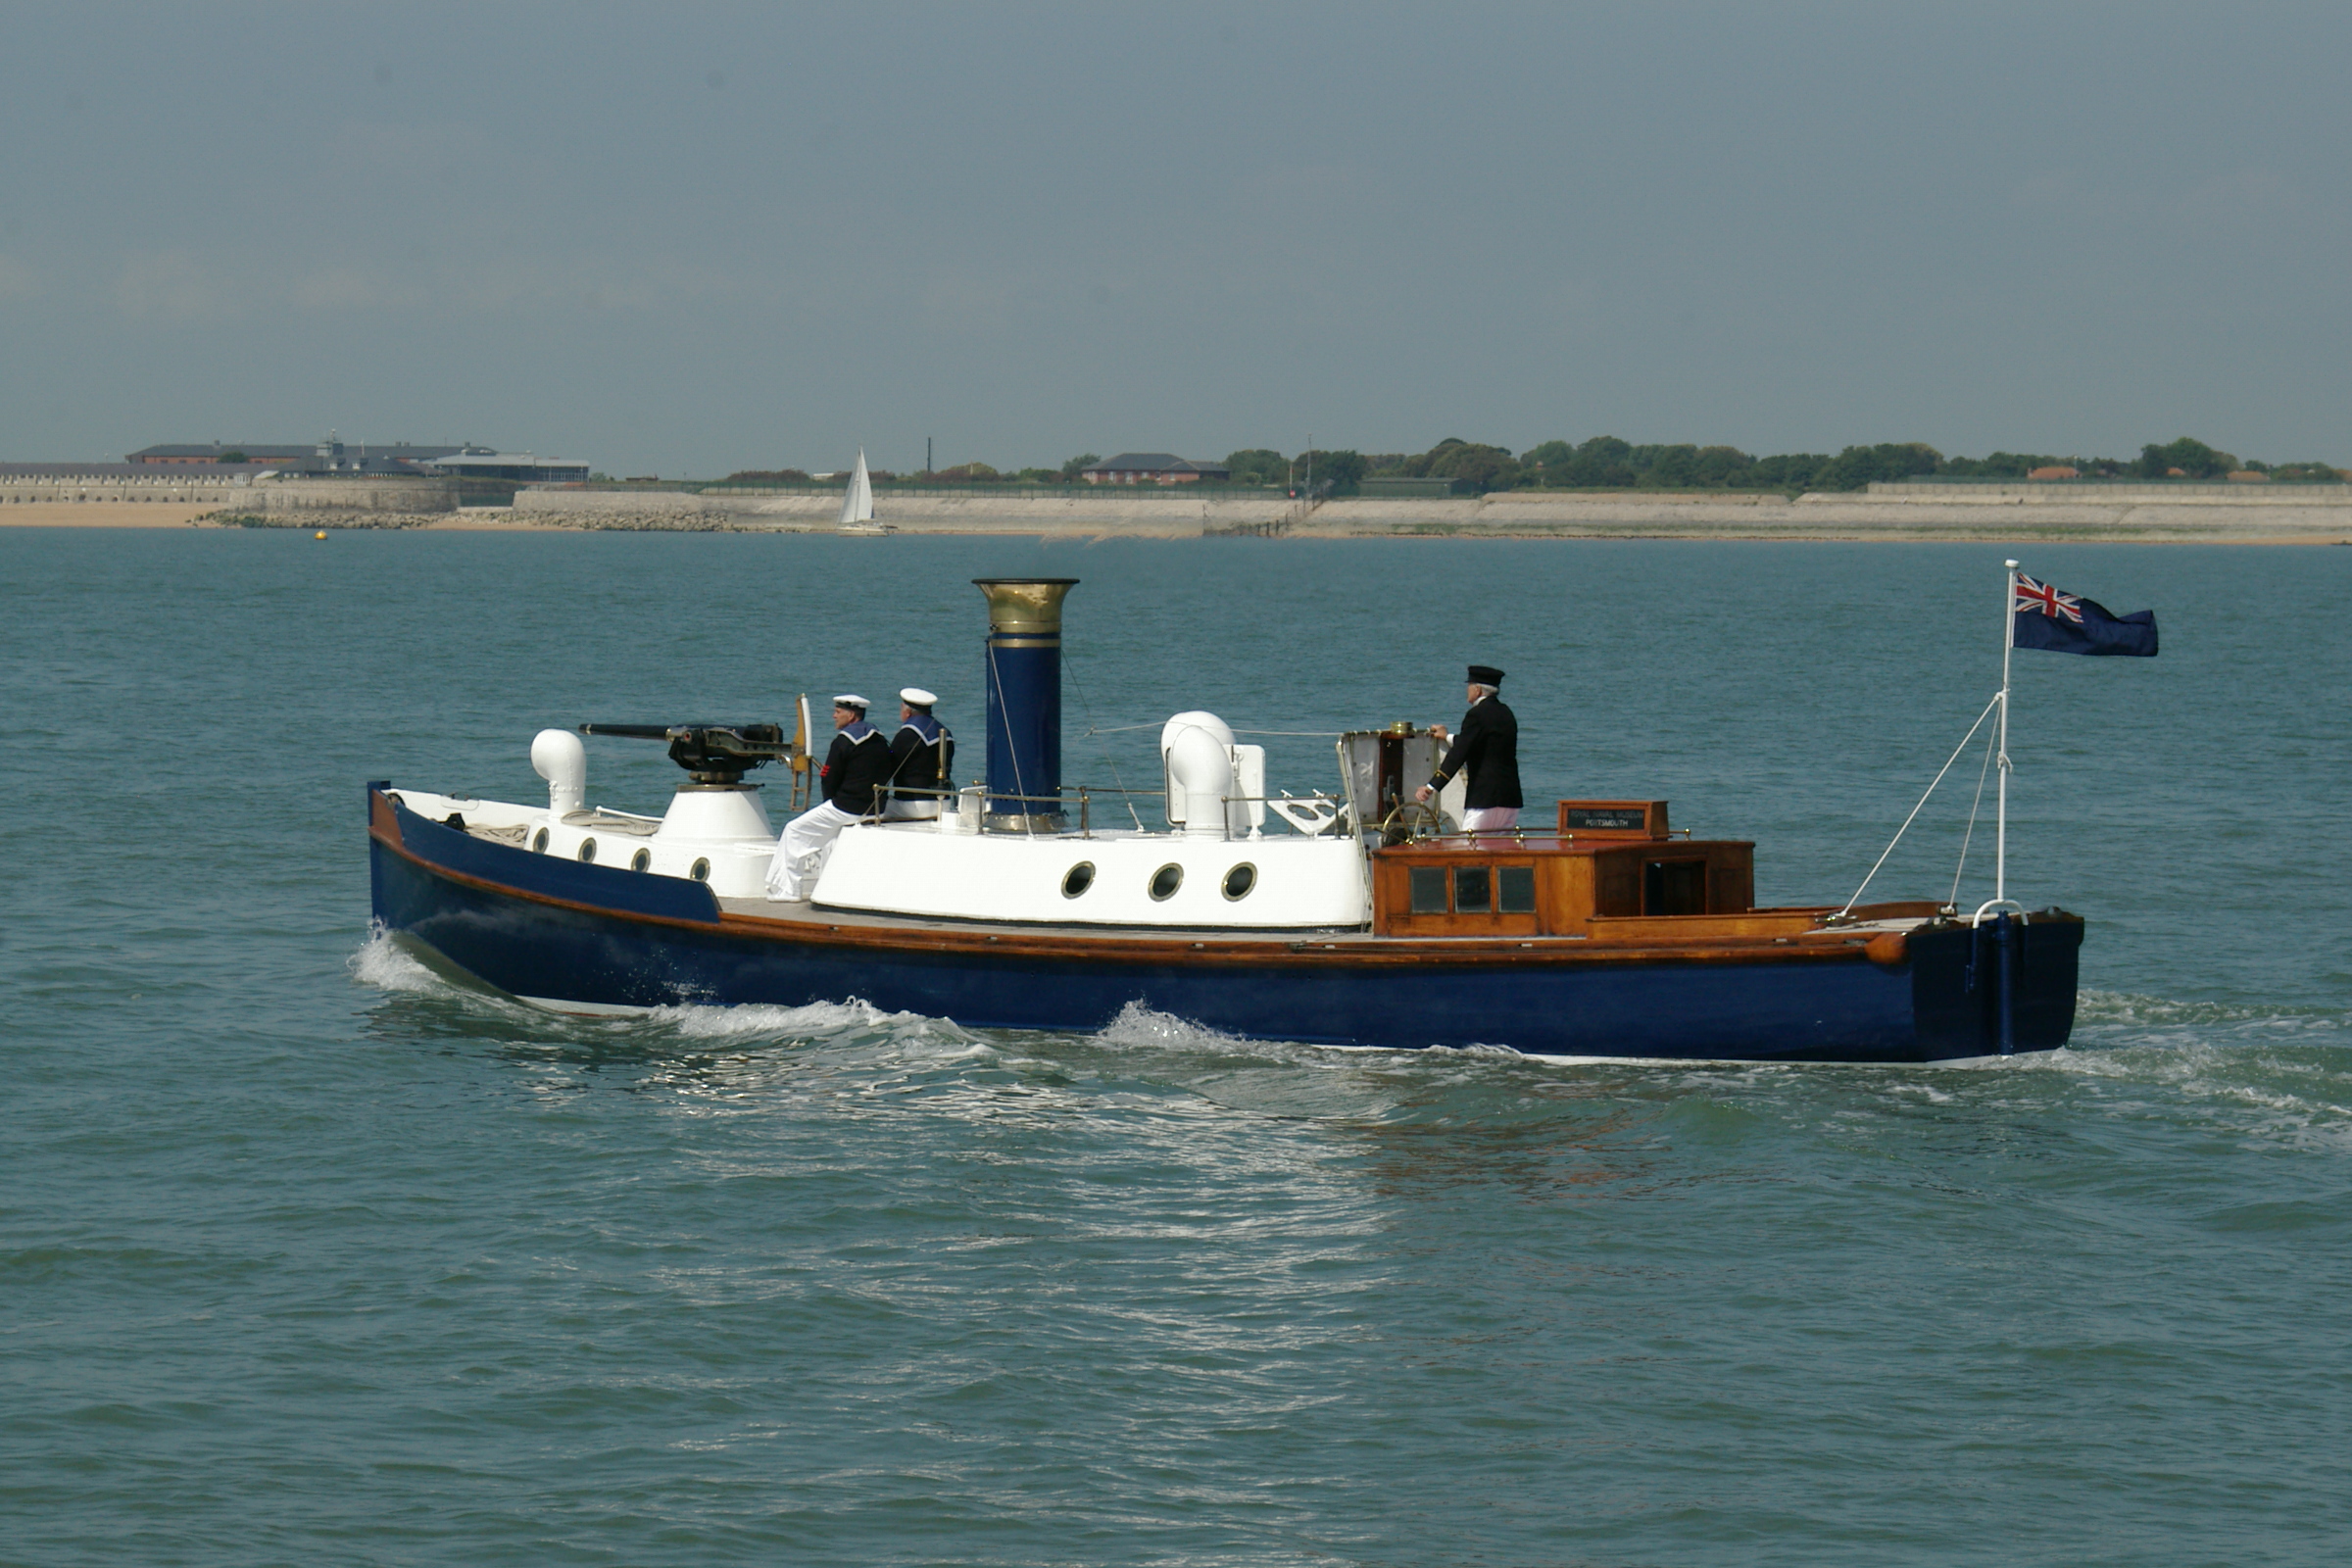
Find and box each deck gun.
[577,723,799,787]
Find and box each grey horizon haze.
[3,1,2345,477]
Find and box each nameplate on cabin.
[1555,800,1669,838]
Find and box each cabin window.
[1149,863,1183,901]
[630,848,652,871]
[578,838,597,863]
[1453,865,1492,912]
[1063,861,1097,898]
[1409,866,1448,913]
[1498,865,1536,913]
[532,827,549,854]
[1222,863,1256,901]
[690,858,710,881]
[1644,858,1706,916]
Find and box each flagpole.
[1996,558,2017,906]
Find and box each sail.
[839,450,874,525]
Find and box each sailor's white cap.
[831,694,870,710]
[900,687,938,707]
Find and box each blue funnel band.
[984,634,1061,819]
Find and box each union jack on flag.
[2008,567,2158,656]
[2012,572,2082,623]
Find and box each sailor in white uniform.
[765,695,891,901]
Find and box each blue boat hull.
[368,792,2079,1063]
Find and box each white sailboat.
[838,449,890,533]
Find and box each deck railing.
[865,785,1345,840]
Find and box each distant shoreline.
[4,496,2347,545]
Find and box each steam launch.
[366,577,2082,1062]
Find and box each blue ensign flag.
[2012,572,2159,657]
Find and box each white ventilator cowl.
[1160,711,1239,835]
[530,729,587,815]
[1159,710,1236,755]
[1164,726,1234,837]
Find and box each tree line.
[1290,435,2345,495]
[728,436,2344,494]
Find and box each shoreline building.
[130,435,468,475]
[415,448,590,483]
[2,462,272,506]
[125,434,588,482]
[1080,453,1232,485]
[130,444,324,467]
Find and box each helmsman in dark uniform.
[767,694,893,900]
[882,687,956,820]
[1416,663,1522,836]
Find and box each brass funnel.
[972,578,1079,637]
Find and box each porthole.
[1062,860,1097,899]
[1222,862,1257,901]
[532,827,550,854]
[630,848,652,872]
[690,858,710,882]
[577,837,598,863]
[1149,862,1184,902]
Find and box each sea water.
[4,529,2349,1565]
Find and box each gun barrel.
[578,726,796,794]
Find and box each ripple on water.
[15,534,2352,1564]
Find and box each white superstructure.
[386,712,1377,927]
[816,823,1367,927]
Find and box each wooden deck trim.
[704,907,1892,969]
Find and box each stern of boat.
[1905,910,2082,1059]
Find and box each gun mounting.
[578,723,798,787]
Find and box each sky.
[3,1,2347,476]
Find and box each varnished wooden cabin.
[1371,799,1921,943]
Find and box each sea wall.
[1866,481,2352,505]
[1290,490,2352,542]
[3,473,459,516]
[3,471,258,506]
[492,484,2352,542]
[513,488,1295,535]
[252,478,460,515]
[16,469,2348,540]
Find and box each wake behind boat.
[367,577,2084,1062]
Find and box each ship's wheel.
[1376,800,1444,845]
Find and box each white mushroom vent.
[1159,711,1263,838]
[531,728,587,816]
